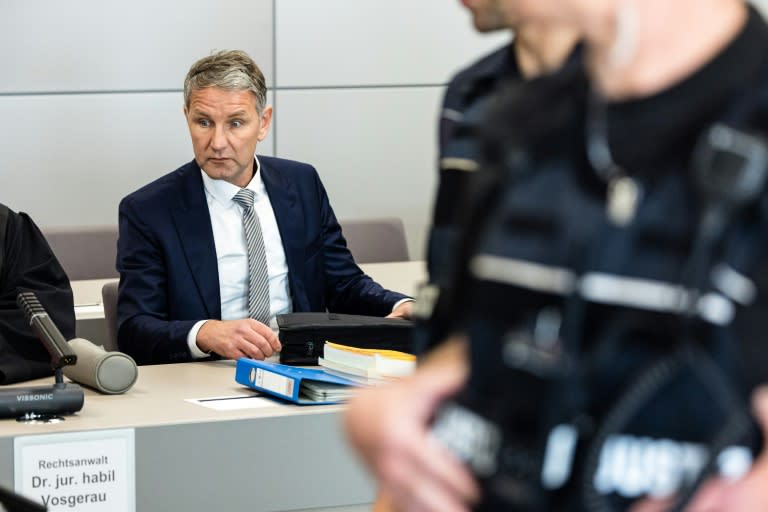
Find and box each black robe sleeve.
[0,204,75,384]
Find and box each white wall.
[753,0,768,14]
[0,0,508,260]
[10,2,760,260]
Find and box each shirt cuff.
[391,298,414,313]
[187,320,210,359]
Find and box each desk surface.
[0,361,342,437]
[0,362,373,511]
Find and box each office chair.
[101,280,120,352]
[43,226,119,280]
[340,217,409,263]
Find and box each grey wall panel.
[275,0,510,87]
[0,0,273,93]
[0,91,275,228]
[274,87,443,261]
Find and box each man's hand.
[386,300,413,320]
[345,337,479,512]
[630,385,768,512]
[196,319,281,360]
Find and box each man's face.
[184,87,272,188]
[460,0,511,32]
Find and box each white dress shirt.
[187,156,292,358]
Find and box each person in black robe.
[0,203,75,384]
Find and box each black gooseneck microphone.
[17,292,78,370]
[0,293,85,420]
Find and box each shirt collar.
[200,155,263,207]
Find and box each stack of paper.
[318,341,416,384]
[300,380,356,402]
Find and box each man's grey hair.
[184,50,267,112]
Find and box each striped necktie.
[232,188,272,324]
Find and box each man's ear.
[258,106,273,141]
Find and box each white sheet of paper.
[186,395,274,410]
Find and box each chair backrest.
[340,217,409,263]
[43,219,408,277]
[101,280,120,352]
[43,226,119,280]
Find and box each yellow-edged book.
[318,341,416,382]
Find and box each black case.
[277,312,414,365]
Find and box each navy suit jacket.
[116,156,407,365]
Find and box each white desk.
[73,261,427,346]
[0,362,374,511]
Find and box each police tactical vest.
[420,44,768,511]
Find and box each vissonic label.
[17,393,53,402]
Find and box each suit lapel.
[260,158,306,309]
[171,162,221,319]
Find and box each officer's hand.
[196,319,281,360]
[344,338,478,512]
[630,385,768,512]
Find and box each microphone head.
[94,351,138,394]
[16,291,44,321]
[64,338,138,394]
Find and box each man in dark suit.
[117,50,412,365]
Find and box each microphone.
[0,292,85,420]
[17,291,78,369]
[63,338,138,394]
[0,384,84,420]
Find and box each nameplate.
[14,429,135,511]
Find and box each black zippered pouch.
[277,312,414,365]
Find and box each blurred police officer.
[347,0,768,510]
[428,0,578,289]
